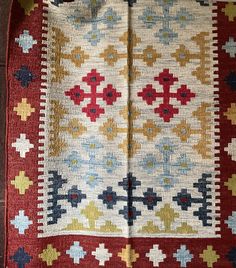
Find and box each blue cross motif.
[140,138,195,190]
[174,245,193,267]
[10,247,32,268]
[14,66,36,88]
[64,137,121,188]
[98,172,162,226]
[15,30,37,53]
[67,3,121,46]
[138,1,194,45]
[47,171,86,224]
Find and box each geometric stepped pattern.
[6,0,236,267]
[41,0,218,239]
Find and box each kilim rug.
[5,0,236,267]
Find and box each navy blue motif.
[51,0,74,6]
[196,0,209,6]
[124,0,137,7]
[225,71,236,91]
[47,171,86,224]
[98,172,162,226]
[14,66,36,88]
[227,247,236,268]
[173,173,212,226]
[10,247,32,268]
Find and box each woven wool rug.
[5,0,236,267]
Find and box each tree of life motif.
[98,173,162,226]
[137,69,195,122]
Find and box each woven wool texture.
[6,0,236,267]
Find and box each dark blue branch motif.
[47,171,86,224]
[196,0,209,6]
[98,172,162,226]
[173,173,212,226]
[124,0,137,7]
[51,0,74,6]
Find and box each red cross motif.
[65,69,122,122]
[137,69,195,122]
